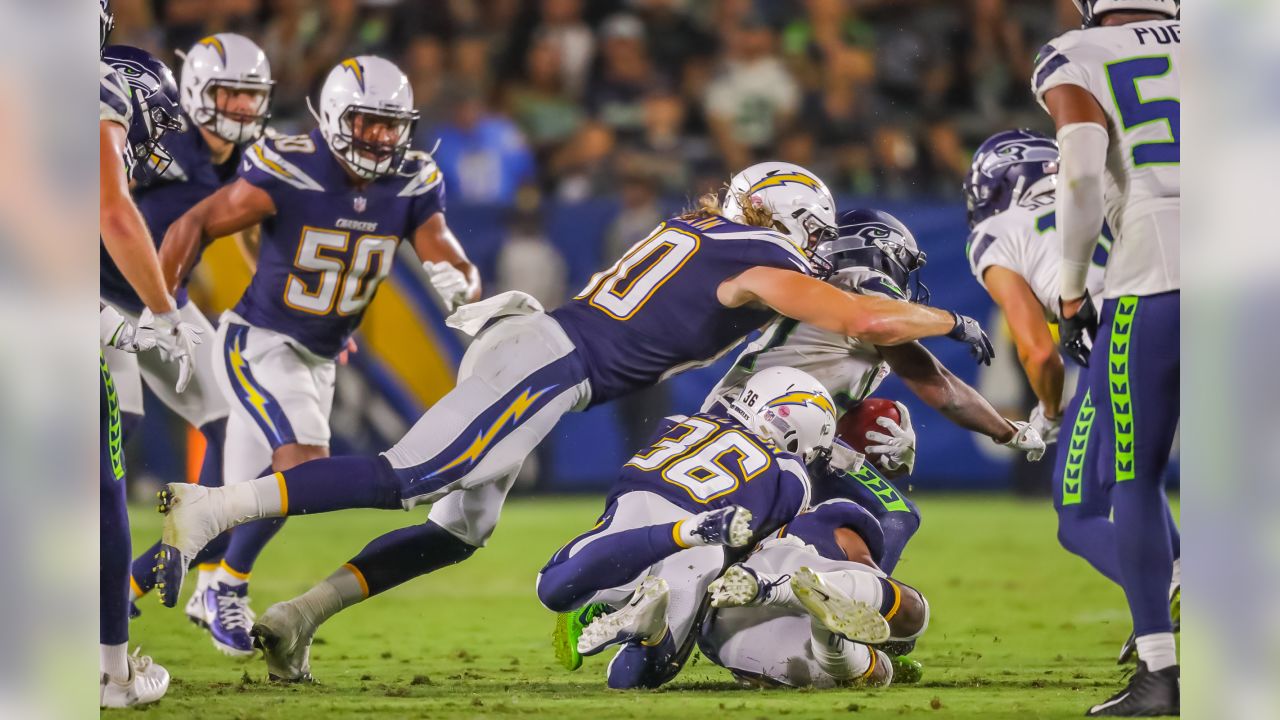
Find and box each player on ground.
[105,33,278,641]
[1033,0,1181,714]
[151,55,480,658]
[537,367,858,690]
[962,129,1179,638]
[699,499,931,688]
[155,161,995,681]
[98,2,199,705]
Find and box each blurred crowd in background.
[110,0,1083,210]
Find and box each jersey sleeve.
[238,135,325,204]
[99,63,132,128]
[1032,30,1104,111]
[397,151,446,228]
[733,230,814,275]
[965,217,1022,290]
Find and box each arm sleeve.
[1056,122,1110,300]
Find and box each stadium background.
[109,0,1175,494]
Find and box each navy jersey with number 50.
[608,412,812,538]
[550,215,814,405]
[234,128,444,358]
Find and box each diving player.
[699,498,931,689]
[962,129,1179,624]
[155,161,995,681]
[151,55,480,658]
[103,33,277,644]
[1033,1,1181,714]
[98,2,199,705]
[536,367,858,690]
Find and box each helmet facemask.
[194,79,274,144]
[132,103,183,183]
[328,106,418,180]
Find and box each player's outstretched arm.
[1043,84,1108,313]
[412,213,481,312]
[99,120,175,315]
[877,341,1016,443]
[981,266,1064,418]
[159,178,275,291]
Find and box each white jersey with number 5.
[1032,19,1181,298]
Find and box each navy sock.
[282,455,403,514]
[1056,510,1123,585]
[346,521,477,597]
[196,418,227,488]
[606,632,680,689]
[537,523,683,612]
[222,518,286,578]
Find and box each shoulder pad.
[398,150,444,197]
[243,136,325,191]
[99,63,131,127]
[702,225,813,274]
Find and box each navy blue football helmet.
[963,129,1059,229]
[1071,0,1178,28]
[103,45,183,184]
[818,209,929,304]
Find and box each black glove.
[1058,291,1099,367]
[947,312,994,365]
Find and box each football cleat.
[792,567,891,644]
[155,484,228,607]
[1087,662,1179,717]
[1118,583,1181,665]
[251,601,316,682]
[857,648,894,688]
[689,506,753,548]
[128,602,141,621]
[709,564,762,607]
[888,654,924,684]
[184,577,211,629]
[207,583,256,657]
[99,648,170,708]
[553,602,606,671]
[577,576,669,657]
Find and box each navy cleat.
[152,544,188,609]
[688,506,753,548]
[206,583,255,657]
[128,602,141,621]
[1087,662,1179,716]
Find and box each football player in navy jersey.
[152,55,479,657]
[98,3,200,706]
[104,33,278,647]
[156,160,995,681]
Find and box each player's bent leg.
[825,464,920,574]
[604,628,680,690]
[791,567,891,645]
[577,576,671,657]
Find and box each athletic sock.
[221,517,286,579]
[810,620,872,680]
[344,522,477,597]
[1135,632,1177,672]
[292,566,367,628]
[100,643,129,683]
[196,563,219,589]
[222,475,287,521]
[213,560,249,588]
[278,455,404,514]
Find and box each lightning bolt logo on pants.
[429,385,557,478]
[229,332,282,443]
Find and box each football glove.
[100,305,156,353]
[425,261,470,313]
[864,401,917,474]
[948,312,995,365]
[1002,420,1046,462]
[139,309,203,393]
[1029,403,1062,445]
[1058,291,1099,367]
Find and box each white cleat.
[577,576,670,657]
[251,601,316,682]
[709,564,761,608]
[155,484,231,607]
[99,649,170,708]
[792,567,891,645]
[184,576,212,629]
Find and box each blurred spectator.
[427,84,536,207]
[405,35,452,130]
[452,29,497,91]
[612,90,699,195]
[703,15,799,172]
[871,125,921,200]
[497,199,568,308]
[781,0,876,94]
[920,117,971,197]
[633,0,713,90]
[586,15,657,146]
[258,0,324,127]
[535,0,596,98]
[505,31,587,162]
[968,0,1035,120]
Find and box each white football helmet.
[728,367,837,464]
[309,56,419,180]
[180,33,273,144]
[721,161,838,266]
[1071,0,1178,27]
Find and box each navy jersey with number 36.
[550,215,814,405]
[234,128,444,357]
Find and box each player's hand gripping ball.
[837,398,915,473]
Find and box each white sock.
[222,475,287,524]
[675,517,708,547]
[292,565,366,628]
[1135,632,1177,671]
[809,620,871,680]
[196,564,219,590]
[213,561,249,588]
[100,643,129,682]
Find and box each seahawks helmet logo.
[978,140,1059,177]
[109,58,162,101]
[844,222,902,246]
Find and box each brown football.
[836,398,901,457]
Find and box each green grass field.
[117,494,1160,719]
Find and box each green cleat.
[888,655,923,684]
[553,603,606,671]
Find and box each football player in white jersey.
[1033,0,1181,715]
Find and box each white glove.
[1029,403,1062,445]
[828,438,866,475]
[1002,420,1046,462]
[424,261,470,313]
[864,401,916,474]
[140,308,203,393]
[100,305,156,353]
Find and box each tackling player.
[155,161,995,681]
[98,1,199,706]
[105,33,277,643]
[1033,0,1181,714]
[152,55,480,658]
